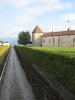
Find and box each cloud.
[70,26,75,30]
[9,0,71,9]
[9,0,30,7]
[0,0,30,7]
[0,0,71,20]
[0,0,71,9]
[62,13,75,21]
[16,14,33,24]
[14,0,71,24]
[65,25,75,30]
[0,0,72,38]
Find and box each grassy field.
[30,47,75,57]
[0,45,10,75]
[0,45,10,59]
[15,46,75,95]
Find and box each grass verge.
[15,46,75,95]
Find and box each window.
[43,39,45,43]
[58,38,60,46]
[73,38,75,46]
[49,39,51,43]
[73,38,75,42]
[53,38,54,46]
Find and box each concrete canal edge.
[23,63,75,100]
[0,49,10,92]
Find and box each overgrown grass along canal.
[0,46,10,58]
[15,46,75,95]
[0,45,10,75]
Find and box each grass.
[0,45,10,75]
[30,47,75,59]
[0,46,10,57]
[15,46,75,95]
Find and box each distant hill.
[0,37,18,46]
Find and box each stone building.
[32,26,75,47]
[32,25,44,46]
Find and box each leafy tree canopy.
[18,31,31,45]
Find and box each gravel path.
[0,48,36,100]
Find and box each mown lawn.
[30,47,75,57]
[15,46,75,95]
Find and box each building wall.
[42,36,53,47]
[53,36,60,47]
[32,33,44,46]
[61,35,75,47]
[42,36,60,47]
[42,35,75,47]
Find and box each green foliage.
[18,31,31,45]
[15,46,75,94]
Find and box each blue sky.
[0,0,75,38]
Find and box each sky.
[0,0,75,38]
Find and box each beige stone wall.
[61,35,75,47]
[42,35,75,47]
[53,36,60,47]
[42,36,53,47]
[42,36,60,47]
[32,33,44,46]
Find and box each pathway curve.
[0,48,36,100]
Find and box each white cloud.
[70,26,75,29]
[8,0,71,9]
[62,13,75,21]
[9,0,30,7]
[14,0,71,24]
[0,0,71,10]
[0,0,72,38]
[0,0,30,7]
[16,14,33,24]
[0,0,71,22]
[65,25,75,30]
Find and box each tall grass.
[0,46,10,58]
[0,45,10,75]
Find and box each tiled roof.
[43,30,75,37]
[32,25,43,33]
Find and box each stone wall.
[42,35,75,47]
[32,33,44,46]
[42,36,53,47]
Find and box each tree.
[18,31,31,45]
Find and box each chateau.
[32,26,75,47]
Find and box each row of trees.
[18,31,31,45]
